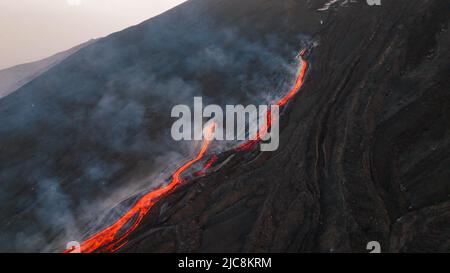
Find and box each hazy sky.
[0,0,187,69]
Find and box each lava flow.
[66,51,309,253]
[65,123,216,253]
[236,51,309,151]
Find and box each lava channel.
[66,51,309,253]
[65,123,216,253]
[235,52,309,152]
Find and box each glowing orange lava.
[66,123,216,253]
[236,55,309,151]
[194,155,219,177]
[67,52,309,253]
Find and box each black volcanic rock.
[0,0,322,252]
[1,0,449,253]
[120,0,450,253]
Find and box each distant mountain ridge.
[0,40,94,99]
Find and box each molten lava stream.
[235,55,309,151]
[66,52,309,253]
[66,123,216,253]
[194,155,219,177]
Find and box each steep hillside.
[0,41,92,98]
[120,0,450,253]
[1,0,448,253]
[0,0,325,252]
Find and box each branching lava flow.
[66,51,309,253]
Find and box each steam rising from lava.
[66,53,309,253]
[66,123,216,253]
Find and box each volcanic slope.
[120,0,450,253]
[0,0,324,252]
